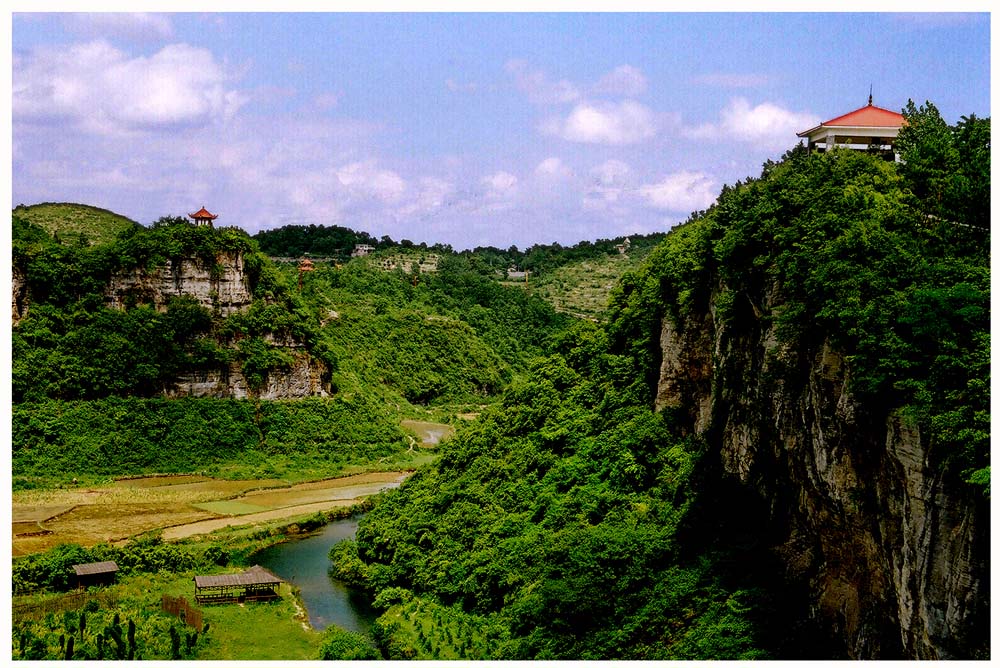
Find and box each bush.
[318,626,380,660]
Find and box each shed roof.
[193,565,282,589]
[72,561,119,576]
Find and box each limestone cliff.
[164,352,330,400]
[12,264,28,325]
[104,251,253,316]
[99,251,327,399]
[655,283,988,659]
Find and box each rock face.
[164,353,330,400]
[12,264,28,325]
[105,251,253,316]
[655,284,988,659]
[103,251,328,399]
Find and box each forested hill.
[329,102,989,659]
[253,222,665,275]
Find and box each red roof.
[798,102,905,137]
[821,103,905,128]
[189,207,218,220]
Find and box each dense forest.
[254,221,666,276]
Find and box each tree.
[895,100,990,229]
[151,215,189,228]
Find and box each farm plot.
[12,471,410,556]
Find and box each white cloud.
[591,159,631,186]
[482,171,518,195]
[398,177,456,218]
[63,13,174,42]
[506,59,580,105]
[14,40,249,134]
[534,157,572,179]
[584,159,633,211]
[593,65,648,96]
[545,100,657,145]
[640,171,718,212]
[337,160,408,203]
[685,97,819,150]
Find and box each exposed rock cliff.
[104,251,253,316]
[164,352,330,400]
[101,251,328,399]
[12,264,28,325]
[655,283,988,659]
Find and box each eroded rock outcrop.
[655,284,988,659]
[104,251,253,316]
[164,353,330,400]
[12,264,28,325]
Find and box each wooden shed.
[72,561,119,589]
[193,565,283,605]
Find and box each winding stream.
[253,516,378,634]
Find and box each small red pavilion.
[797,96,905,158]
[189,206,218,227]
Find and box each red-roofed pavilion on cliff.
[797,95,905,159]
[189,206,218,227]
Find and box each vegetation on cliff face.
[609,104,989,492]
[12,218,318,402]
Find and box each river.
[253,516,378,634]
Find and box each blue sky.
[11,11,991,249]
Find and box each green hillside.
[13,202,141,246]
[518,251,652,321]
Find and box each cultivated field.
[12,471,409,556]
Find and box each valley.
[10,105,990,661]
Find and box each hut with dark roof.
[193,565,283,604]
[72,561,119,589]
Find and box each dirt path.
[161,499,359,541]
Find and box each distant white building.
[615,237,631,255]
[351,243,376,257]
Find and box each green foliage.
[12,396,408,485]
[895,101,990,229]
[293,255,566,405]
[331,329,773,659]
[317,625,380,660]
[12,217,320,403]
[253,223,391,259]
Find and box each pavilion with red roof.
[797,96,905,159]
[189,206,218,227]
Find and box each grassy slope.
[13,202,141,246]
